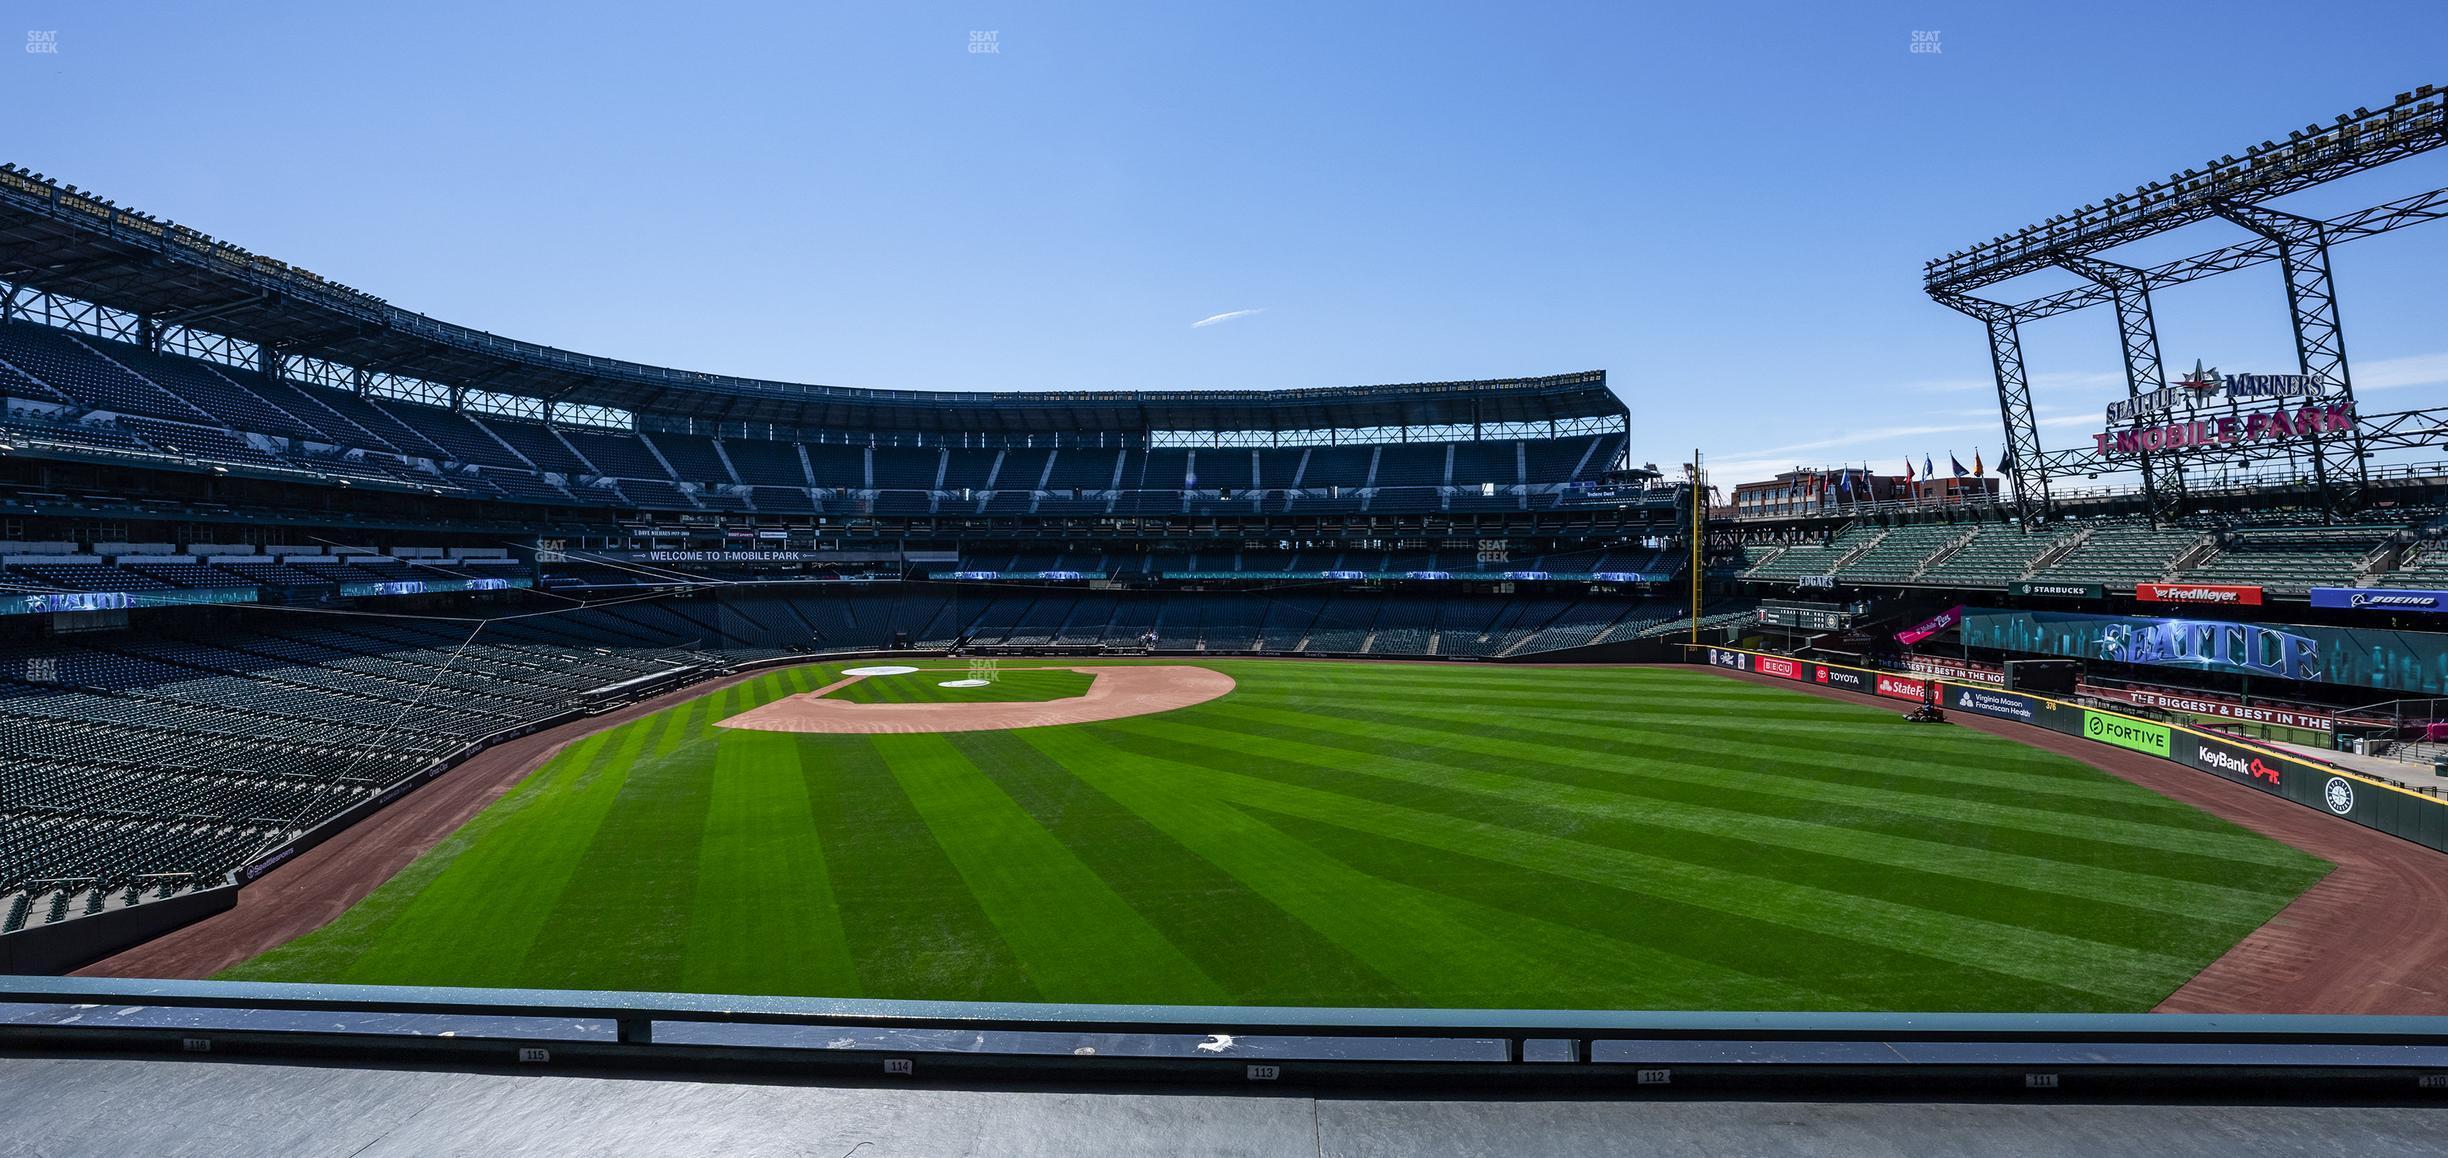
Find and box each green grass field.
[825,667,1093,704]
[221,661,2330,1012]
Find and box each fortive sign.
[2310,587,2448,613]
[2082,711,2172,757]
[2136,583,2263,606]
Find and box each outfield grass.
[825,667,1094,704]
[221,662,2330,1012]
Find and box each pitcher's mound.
[716,665,1236,734]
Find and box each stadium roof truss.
[0,167,1626,443]
[1926,86,2448,522]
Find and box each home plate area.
[714,665,1237,734]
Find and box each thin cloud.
[1191,308,1265,328]
[2352,351,2448,391]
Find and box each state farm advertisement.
[2136,582,2263,606]
[1875,673,1928,701]
[1754,655,1803,680]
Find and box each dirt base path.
[1712,667,2448,1014]
[715,665,1235,734]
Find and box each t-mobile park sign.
[2092,402,2354,458]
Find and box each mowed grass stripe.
[804,738,1040,1001]
[1052,729,1856,1011]
[216,730,621,983]
[879,734,1228,1002]
[293,714,656,986]
[1325,699,2298,861]
[681,725,859,997]
[1207,760,2212,1004]
[1244,684,2212,810]
[516,693,727,989]
[1238,805,2133,1012]
[1191,703,2307,910]
[969,729,1413,1006]
[1089,722,2213,997]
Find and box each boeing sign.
[2311,587,2448,613]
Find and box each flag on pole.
[1973,449,1984,478]
[1997,447,2015,475]
[1950,453,1969,479]
[1923,454,1936,480]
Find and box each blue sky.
[6,1,2447,484]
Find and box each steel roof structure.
[0,168,1621,437]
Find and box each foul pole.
[1688,448,1703,644]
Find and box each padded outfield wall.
[1693,647,2448,856]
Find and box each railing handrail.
[2,976,2443,1041]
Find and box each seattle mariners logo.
[2322,776,2355,815]
[2175,359,2223,397]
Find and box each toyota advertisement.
[1814,665,1869,693]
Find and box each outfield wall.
[1690,646,2448,856]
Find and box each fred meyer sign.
[2082,711,2172,757]
[2311,587,2448,613]
[2137,582,2263,606]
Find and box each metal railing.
[2,977,2445,1094]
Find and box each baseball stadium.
[4,18,2448,1149]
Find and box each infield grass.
[825,667,1094,704]
[222,661,2330,1012]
